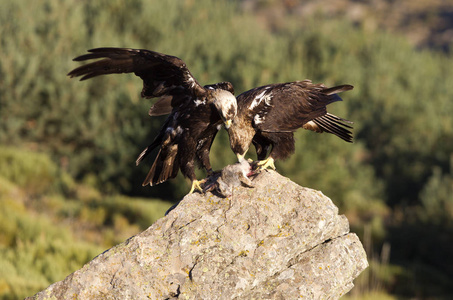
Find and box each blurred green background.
[1,0,453,299]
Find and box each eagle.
[68,48,237,193]
[227,80,353,169]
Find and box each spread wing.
[68,47,206,114]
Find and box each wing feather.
[148,95,173,116]
[68,47,206,100]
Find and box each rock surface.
[28,170,368,299]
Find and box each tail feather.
[142,145,179,186]
[136,138,162,166]
[312,113,353,143]
[324,113,353,127]
[136,116,173,166]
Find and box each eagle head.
[211,89,237,129]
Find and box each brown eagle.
[227,80,353,169]
[68,48,237,193]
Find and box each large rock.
[28,170,368,299]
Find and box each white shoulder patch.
[249,89,272,110]
[194,98,206,106]
[254,114,264,125]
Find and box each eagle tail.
[142,146,179,186]
[136,138,162,166]
[312,113,353,143]
[136,115,176,166]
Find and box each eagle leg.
[189,179,207,194]
[255,157,276,171]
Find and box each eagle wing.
[67,47,206,115]
[238,80,353,141]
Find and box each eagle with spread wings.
[68,48,237,193]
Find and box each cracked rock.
[27,170,368,300]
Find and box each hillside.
[241,0,453,51]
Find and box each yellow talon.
[256,157,276,171]
[189,179,206,194]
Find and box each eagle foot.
[189,179,207,194]
[255,157,276,171]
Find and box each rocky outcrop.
[28,169,368,299]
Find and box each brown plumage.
[68,48,237,191]
[227,80,353,167]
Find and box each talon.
[189,179,206,194]
[256,157,276,171]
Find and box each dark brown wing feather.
[321,84,354,95]
[148,96,173,116]
[237,80,352,133]
[67,47,206,99]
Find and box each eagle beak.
[224,120,232,129]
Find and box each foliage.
[419,166,453,226]
[0,148,172,299]
[383,164,453,298]
[0,196,102,300]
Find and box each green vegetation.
[0,147,171,299]
[1,0,452,299]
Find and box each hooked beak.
[224,120,232,129]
